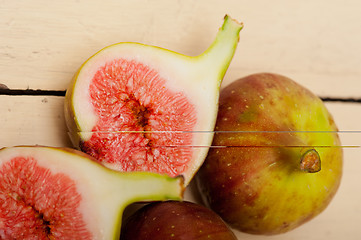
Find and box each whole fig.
[197,73,342,235]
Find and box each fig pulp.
[0,146,184,239]
[120,201,237,240]
[196,73,343,234]
[65,15,243,185]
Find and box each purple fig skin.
[120,201,237,240]
[196,73,343,235]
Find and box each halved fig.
[0,146,184,240]
[64,15,243,185]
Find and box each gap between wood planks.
[0,87,360,103]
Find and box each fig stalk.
[300,148,321,173]
[198,15,244,86]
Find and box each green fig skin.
[120,201,237,240]
[196,73,343,235]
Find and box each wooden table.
[1,1,360,239]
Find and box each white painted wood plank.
[1,0,360,97]
[0,96,72,147]
[0,94,360,239]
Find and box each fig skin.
[120,201,237,240]
[196,73,343,235]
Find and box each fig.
[120,201,237,240]
[196,73,343,234]
[0,146,184,239]
[64,15,243,185]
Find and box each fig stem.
[300,149,321,173]
[198,15,243,85]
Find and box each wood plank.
[0,94,360,239]
[1,96,358,149]
[0,95,72,147]
[1,0,360,97]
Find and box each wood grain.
[1,0,360,97]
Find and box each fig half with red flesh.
[0,146,184,240]
[64,15,243,185]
